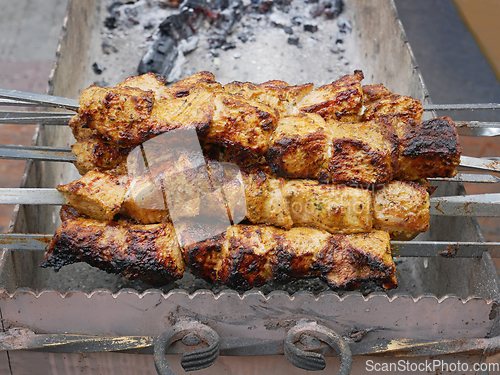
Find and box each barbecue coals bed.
[0,0,500,374]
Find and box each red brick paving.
[0,60,52,232]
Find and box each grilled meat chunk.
[204,92,278,157]
[284,179,373,234]
[181,224,397,290]
[324,119,398,185]
[361,84,392,105]
[373,180,430,240]
[267,113,332,180]
[41,206,185,286]
[297,70,364,122]
[241,167,293,229]
[57,171,129,221]
[268,114,398,184]
[224,80,314,117]
[71,136,131,175]
[396,117,462,180]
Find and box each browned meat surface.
[267,113,332,180]
[71,136,131,175]
[297,70,364,122]
[204,92,277,157]
[268,114,398,185]
[361,84,392,105]
[57,171,129,221]
[241,166,293,229]
[373,180,430,240]
[224,80,313,117]
[41,206,185,286]
[182,224,397,290]
[324,119,399,185]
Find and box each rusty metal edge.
[0,287,496,306]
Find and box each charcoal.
[250,0,273,14]
[324,0,343,19]
[104,16,118,29]
[287,36,299,45]
[303,21,318,33]
[337,16,351,33]
[291,16,303,26]
[104,1,123,29]
[138,34,179,76]
[237,32,249,43]
[159,11,194,41]
[310,3,325,18]
[92,62,105,74]
[101,40,118,54]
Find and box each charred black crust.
[42,219,183,286]
[400,117,461,158]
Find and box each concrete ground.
[0,0,498,239]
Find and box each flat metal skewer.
[428,173,500,184]
[0,145,75,162]
[423,103,500,111]
[0,110,74,125]
[0,232,498,258]
[0,89,79,111]
[0,145,499,175]
[0,188,498,217]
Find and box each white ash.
[87,0,359,88]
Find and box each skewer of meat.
[69,71,461,184]
[57,159,430,239]
[41,206,397,291]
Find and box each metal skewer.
[423,103,500,111]
[0,110,74,125]
[0,232,498,258]
[1,144,498,175]
[0,89,79,111]
[0,188,498,217]
[428,173,500,184]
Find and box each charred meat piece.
[396,117,462,180]
[324,119,398,185]
[43,211,396,290]
[268,114,398,185]
[182,224,397,291]
[267,113,332,180]
[57,171,130,221]
[373,180,430,240]
[41,206,185,286]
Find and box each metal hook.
[153,319,220,375]
[284,321,352,374]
